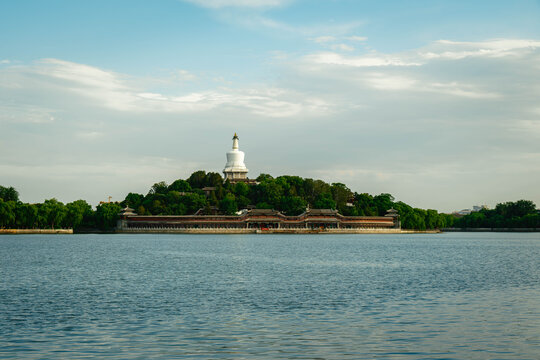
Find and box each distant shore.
[1,228,438,235]
[115,228,437,234]
[443,227,540,232]
[0,229,73,234]
[4,228,538,234]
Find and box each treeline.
[0,186,121,231]
[119,171,455,230]
[6,175,536,231]
[1,174,454,231]
[455,200,540,228]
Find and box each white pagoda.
[223,133,249,183]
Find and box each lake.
[1,233,539,359]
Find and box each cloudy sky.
[1,0,540,212]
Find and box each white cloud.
[1,59,331,118]
[75,131,104,140]
[183,0,289,8]
[361,75,499,97]
[347,36,368,42]
[305,38,540,71]
[514,120,540,136]
[312,36,367,48]
[421,39,540,60]
[299,38,536,99]
[0,59,10,65]
[428,82,500,99]
[0,104,56,124]
[2,37,540,210]
[305,52,422,67]
[217,11,363,37]
[176,69,196,81]
[330,44,355,52]
[313,36,336,43]
[35,58,138,111]
[137,92,170,101]
[365,73,417,90]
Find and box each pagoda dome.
[223,133,248,181]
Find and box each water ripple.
[1,233,539,359]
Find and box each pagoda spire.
[232,133,239,150]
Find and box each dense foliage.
[0,184,120,231]
[455,200,540,228]
[118,171,455,230]
[2,173,537,231]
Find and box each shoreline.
[6,228,538,234]
[115,229,438,234]
[1,228,438,235]
[442,227,540,232]
[0,229,73,234]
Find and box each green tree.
[0,200,16,228]
[15,203,38,228]
[373,193,394,216]
[168,179,192,193]
[280,195,307,215]
[313,193,336,209]
[331,183,353,212]
[149,181,168,195]
[312,180,332,203]
[256,180,283,208]
[355,193,376,216]
[256,173,273,182]
[180,193,207,214]
[256,202,273,209]
[496,200,536,218]
[302,178,315,204]
[219,193,238,215]
[187,170,207,189]
[38,199,67,229]
[65,200,92,230]
[425,209,438,229]
[234,182,249,197]
[206,172,223,187]
[401,209,426,230]
[124,193,144,209]
[95,202,122,230]
[0,186,19,202]
[521,213,540,228]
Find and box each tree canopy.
[455,200,540,228]
[1,175,537,231]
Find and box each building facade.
[117,208,401,233]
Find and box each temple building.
[117,207,401,233]
[115,133,402,233]
[223,133,253,184]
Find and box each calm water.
[1,233,539,359]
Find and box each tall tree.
[95,202,122,230]
[39,199,67,229]
[219,193,238,215]
[187,171,207,189]
[65,200,93,230]
[0,200,16,228]
[168,180,192,193]
[149,181,168,195]
[0,186,19,202]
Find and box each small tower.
[223,133,249,183]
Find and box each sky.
[1,0,540,212]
